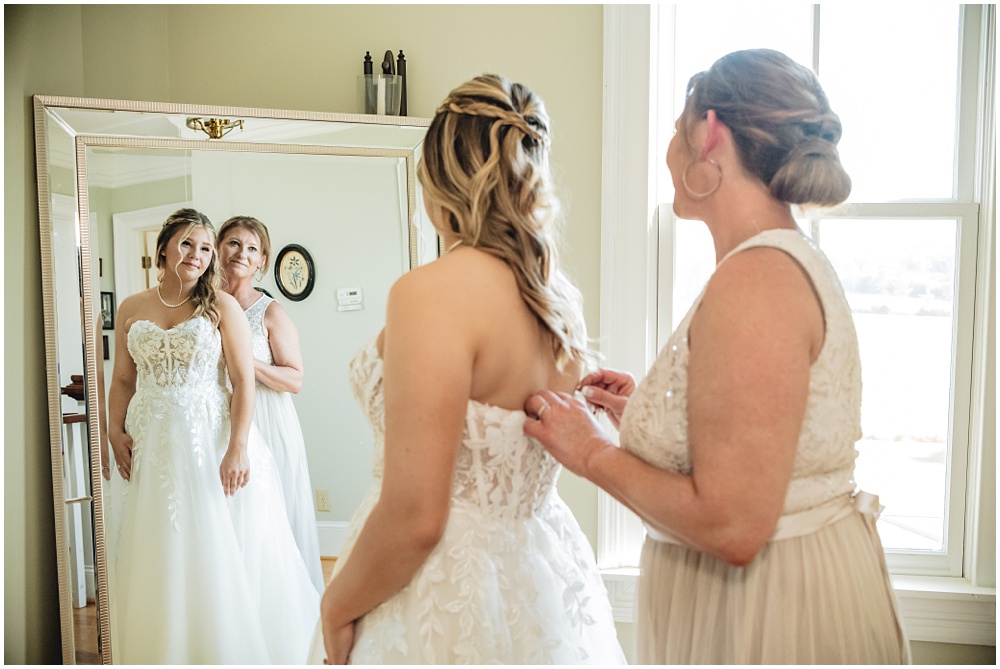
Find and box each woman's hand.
[523,390,616,479]
[219,445,250,496]
[100,439,112,481]
[321,590,356,664]
[109,431,133,482]
[578,368,636,429]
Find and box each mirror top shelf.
[38,95,430,150]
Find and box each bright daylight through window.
[654,3,981,576]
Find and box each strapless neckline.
[358,336,531,418]
[129,315,205,335]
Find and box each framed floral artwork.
[274,244,315,301]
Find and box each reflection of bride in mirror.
[104,208,319,663]
[217,215,324,591]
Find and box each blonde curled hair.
[418,74,594,371]
[155,208,222,325]
[683,49,852,207]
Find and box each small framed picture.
[102,335,110,361]
[100,291,115,330]
[274,244,315,302]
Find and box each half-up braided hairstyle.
[155,208,222,325]
[418,74,594,371]
[683,49,852,207]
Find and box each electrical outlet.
[315,489,330,512]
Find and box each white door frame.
[112,202,191,302]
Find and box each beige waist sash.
[644,490,883,546]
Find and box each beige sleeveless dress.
[619,229,910,664]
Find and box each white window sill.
[601,569,996,646]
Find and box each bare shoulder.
[216,291,244,321]
[384,248,510,348]
[397,246,515,305]
[697,245,823,355]
[116,289,147,316]
[386,260,457,319]
[217,290,241,310]
[116,289,153,327]
[262,298,294,327]
[706,246,817,309]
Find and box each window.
[599,4,994,642]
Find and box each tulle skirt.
[637,510,910,664]
[308,491,626,664]
[252,382,324,592]
[107,393,320,663]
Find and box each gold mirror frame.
[33,95,430,663]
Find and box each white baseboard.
[317,521,350,558]
[86,565,95,601]
[601,569,997,646]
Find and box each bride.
[105,208,319,663]
[313,75,625,664]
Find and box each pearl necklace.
[157,284,193,309]
[443,239,463,255]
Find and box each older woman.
[525,49,909,664]
[217,215,323,592]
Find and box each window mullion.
[811,4,821,75]
[955,6,983,202]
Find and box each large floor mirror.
[33,95,433,663]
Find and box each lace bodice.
[339,337,624,664]
[245,293,274,364]
[349,338,562,520]
[619,229,862,514]
[127,317,229,406]
[123,316,230,509]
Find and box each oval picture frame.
[274,244,316,301]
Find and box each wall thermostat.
[336,287,364,312]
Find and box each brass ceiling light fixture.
[186,117,245,139]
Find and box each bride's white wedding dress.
[244,293,324,592]
[308,337,625,664]
[106,316,319,664]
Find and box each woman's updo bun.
[684,49,852,207]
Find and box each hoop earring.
[682,159,722,199]
[254,268,264,282]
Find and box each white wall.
[193,150,411,525]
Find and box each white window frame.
[598,4,995,645]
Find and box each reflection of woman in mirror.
[217,215,324,592]
[105,208,319,663]
[313,76,624,664]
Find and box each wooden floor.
[321,555,337,585]
[73,602,101,664]
[71,557,339,664]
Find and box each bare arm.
[253,302,304,394]
[320,271,473,663]
[217,293,255,496]
[527,249,823,566]
[106,297,140,481]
